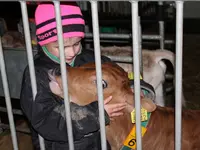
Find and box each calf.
[101,46,186,107]
[48,62,200,150]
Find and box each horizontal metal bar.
[142,40,174,45]
[106,55,133,63]
[165,40,175,44]
[84,39,174,45]
[165,74,174,80]
[84,39,130,44]
[96,0,195,1]
[142,35,162,40]
[0,123,30,134]
[85,33,162,40]
[166,86,174,93]
[1,0,195,2]
[0,107,24,115]
[2,47,38,52]
[97,19,174,25]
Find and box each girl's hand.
[104,96,126,119]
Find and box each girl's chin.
[65,59,73,64]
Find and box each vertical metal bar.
[103,1,106,12]
[90,1,107,150]
[175,1,184,150]
[53,1,74,150]
[138,16,143,76]
[158,1,165,50]
[85,25,91,49]
[159,20,165,50]
[0,37,18,150]
[131,1,142,150]
[0,115,3,134]
[83,1,88,11]
[20,2,45,150]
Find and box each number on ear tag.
[123,126,147,149]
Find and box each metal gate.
[0,1,184,150]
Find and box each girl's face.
[45,37,82,64]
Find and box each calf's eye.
[102,80,108,89]
[93,79,108,89]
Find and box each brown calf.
[49,62,200,150]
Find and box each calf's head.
[48,62,156,113]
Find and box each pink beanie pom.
[35,2,85,46]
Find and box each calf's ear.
[49,80,63,97]
[141,98,157,112]
[48,69,63,97]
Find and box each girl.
[20,2,126,150]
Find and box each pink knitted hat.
[35,2,85,46]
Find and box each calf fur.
[48,62,200,150]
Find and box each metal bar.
[0,117,2,134]
[84,39,130,44]
[165,40,175,44]
[86,0,194,1]
[0,123,31,134]
[0,37,18,150]
[138,16,143,76]
[85,33,162,40]
[84,39,174,45]
[159,20,165,49]
[165,73,174,80]
[175,1,184,150]
[166,86,174,93]
[90,1,107,150]
[0,106,24,115]
[106,55,133,63]
[131,1,142,150]
[84,25,91,49]
[158,2,165,50]
[20,2,45,150]
[53,1,74,150]
[0,0,196,2]
[159,22,165,50]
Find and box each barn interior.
[0,1,199,149]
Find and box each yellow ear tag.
[131,108,148,123]
[128,72,143,80]
[123,126,147,149]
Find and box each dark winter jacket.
[20,48,112,150]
